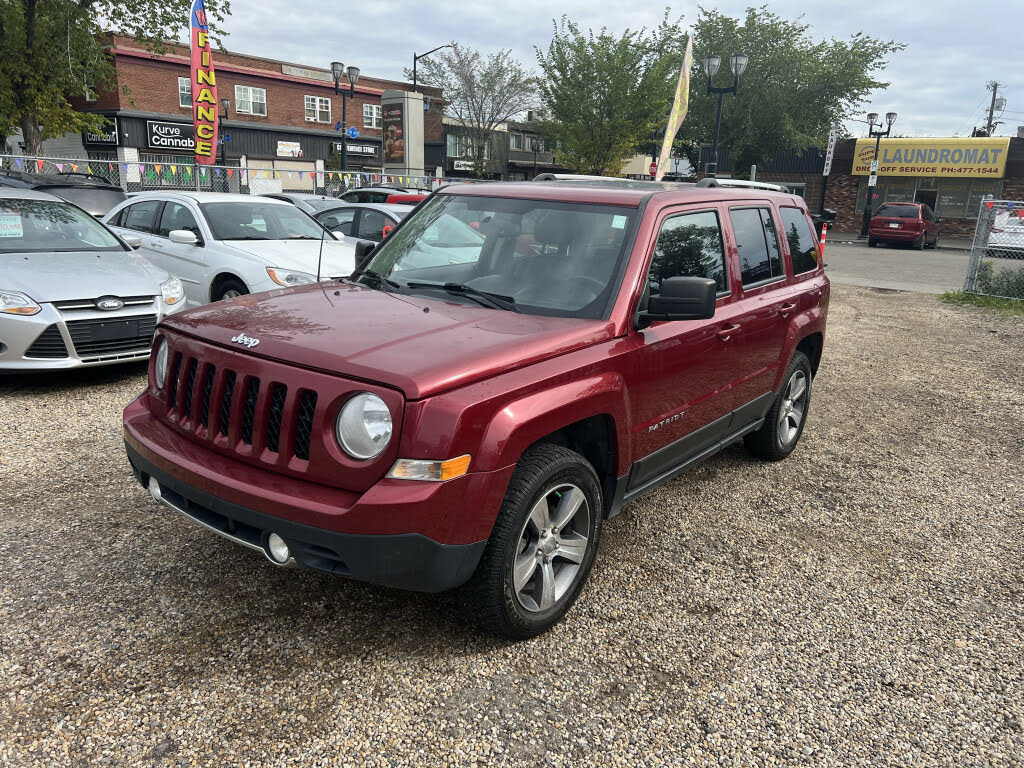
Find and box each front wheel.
[214,278,249,302]
[868,238,877,248]
[744,350,812,461]
[458,444,603,639]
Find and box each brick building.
[68,35,443,185]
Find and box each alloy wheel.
[512,483,591,613]
[778,369,809,446]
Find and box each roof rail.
[695,177,791,193]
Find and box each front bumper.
[0,297,182,372]
[128,444,486,592]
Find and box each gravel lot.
[2,286,1023,767]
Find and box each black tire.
[457,444,603,639]
[868,238,877,248]
[930,233,940,249]
[744,350,812,462]
[913,234,926,250]
[213,277,248,302]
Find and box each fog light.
[266,533,291,564]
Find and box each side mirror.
[640,276,717,324]
[354,239,377,270]
[122,234,142,250]
[169,229,199,245]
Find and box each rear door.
[113,199,164,269]
[726,203,801,404]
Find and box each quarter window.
[648,210,729,294]
[122,201,162,235]
[304,95,331,123]
[235,85,267,116]
[363,104,382,128]
[730,207,784,287]
[178,77,192,108]
[779,207,819,274]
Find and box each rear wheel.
[458,444,603,639]
[868,238,878,248]
[214,278,248,302]
[744,350,812,461]
[913,234,926,250]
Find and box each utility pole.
[985,81,1002,137]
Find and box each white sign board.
[868,174,878,187]
[822,125,840,177]
[869,159,879,173]
[277,141,303,158]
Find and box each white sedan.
[103,192,357,307]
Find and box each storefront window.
[884,178,916,202]
[967,180,1003,217]
[857,176,1004,219]
[936,180,971,219]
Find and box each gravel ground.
[1,286,1023,768]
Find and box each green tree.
[535,12,687,175]
[677,6,904,175]
[0,0,230,156]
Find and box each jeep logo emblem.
[95,296,124,311]
[231,333,260,349]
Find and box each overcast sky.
[217,0,1021,140]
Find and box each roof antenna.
[315,208,327,282]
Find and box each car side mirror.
[122,234,142,250]
[354,239,377,270]
[169,229,199,246]
[639,276,717,325]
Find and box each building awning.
[853,137,1010,178]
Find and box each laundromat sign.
[854,137,1011,178]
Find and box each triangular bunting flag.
[985,201,994,210]
[36,159,45,172]
[121,164,127,174]
[55,163,64,172]
[155,164,162,174]
[109,163,114,172]
[227,168,234,178]
[15,158,23,170]
[69,164,78,172]
[86,164,92,173]
[138,164,144,174]
[171,165,177,175]
[263,170,269,179]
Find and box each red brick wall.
[83,35,444,142]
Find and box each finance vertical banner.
[189,0,218,165]
[655,34,693,181]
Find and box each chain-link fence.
[964,198,1024,300]
[0,154,461,197]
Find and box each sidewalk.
[825,231,973,251]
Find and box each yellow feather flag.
[655,34,693,181]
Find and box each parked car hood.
[163,282,615,399]
[1,250,169,303]
[224,238,356,278]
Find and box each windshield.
[875,204,919,219]
[200,201,331,240]
[363,193,636,319]
[42,185,127,216]
[303,198,345,211]
[0,199,124,253]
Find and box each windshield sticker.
[0,214,24,238]
[611,215,627,230]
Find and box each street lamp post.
[531,136,539,177]
[702,52,748,178]
[413,44,453,93]
[859,111,897,237]
[218,98,230,166]
[332,62,360,174]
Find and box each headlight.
[335,392,392,460]
[0,290,41,316]
[160,277,184,306]
[266,267,317,287]
[154,336,168,388]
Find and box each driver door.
[155,201,208,308]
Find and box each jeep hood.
[162,282,614,399]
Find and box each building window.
[363,104,381,129]
[447,133,462,157]
[178,77,191,108]
[305,95,331,123]
[511,133,523,150]
[235,85,267,116]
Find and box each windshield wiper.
[283,235,321,240]
[225,236,271,240]
[405,281,520,312]
[348,269,400,293]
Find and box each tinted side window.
[322,208,356,235]
[122,201,161,234]
[648,210,728,294]
[157,202,200,238]
[779,207,819,274]
[730,207,783,286]
[357,209,388,242]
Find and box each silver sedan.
[0,189,186,372]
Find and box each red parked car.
[123,181,829,637]
[868,202,942,249]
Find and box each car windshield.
[362,193,636,319]
[0,199,124,253]
[876,204,919,219]
[200,201,331,240]
[303,198,344,211]
[41,185,127,216]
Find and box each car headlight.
[335,392,392,460]
[0,290,41,316]
[266,267,317,287]
[160,277,185,306]
[154,336,169,388]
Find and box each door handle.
[717,323,741,341]
[779,301,798,317]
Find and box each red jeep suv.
[123,181,829,638]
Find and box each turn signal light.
[386,454,471,482]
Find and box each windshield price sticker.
[0,214,24,238]
[612,215,627,229]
